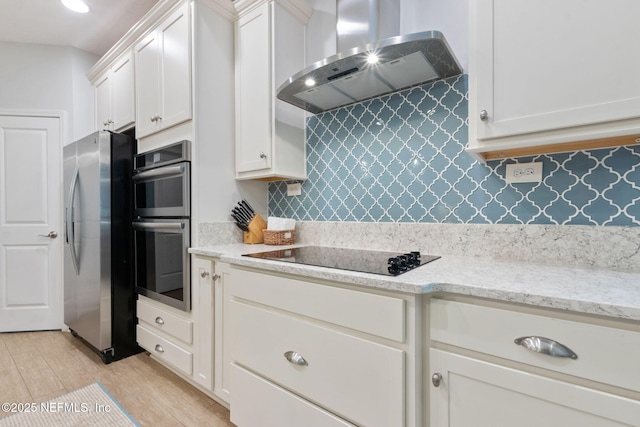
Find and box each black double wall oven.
[132,141,191,311]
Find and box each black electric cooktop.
[242,246,440,276]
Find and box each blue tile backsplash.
[269,75,640,226]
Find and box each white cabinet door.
[234,0,308,180]
[213,261,232,403]
[135,3,192,139]
[235,2,272,174]
[231,364,356,427]
[135,30,161,138]
[429,349,640,427]
[192,256,214,390]
[111,51,135,131]
[95,52,134,132]
[95,72,111,130]
[158,3,192,133]
[468,0,640,159]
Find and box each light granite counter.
[190,243,640,323]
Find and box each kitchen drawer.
[230,364,356,427]
[137,298,193,344]
[230,267,405,342]
[137,325,193,376]
[231,300,405,427]
[430,299,640,392]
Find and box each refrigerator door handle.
[66,166,80,275]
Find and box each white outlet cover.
[505,162,543,184]
[287,182,302,196]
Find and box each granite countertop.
[189,244,640,322]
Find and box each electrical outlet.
[505,162,543,184]
[287,183,302,196]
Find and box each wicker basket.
[262,229,296,245]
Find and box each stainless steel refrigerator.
[63,130,141,363]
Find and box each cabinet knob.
[154,344,164,353]
[259,152,267,159]
[432,372,443,387]
[103,120,109,126]
[201,270,221,281]
[150,115,156,122]
[514,336,578,359]
[284,351,308,366]
[479,110,489,121]
[155,316,164,325]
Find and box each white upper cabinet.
[95,72,111,130]
[234,0,311,181]
[94,51,135,132]
[467,0,640,161]
[135,2,192,139]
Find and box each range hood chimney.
[276,0,462,114]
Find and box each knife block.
[243,214,267,244]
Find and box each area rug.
[0,382,138,426]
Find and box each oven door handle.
[132,164,186,182]
[132,221,185,231]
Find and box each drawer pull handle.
[155,317,164,325]
[432,372,443,387]
[284,351,308,366]
[155,344,164,353]
[514,336,578,359]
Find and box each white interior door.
[0,114,62,332]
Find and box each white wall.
[0,41,98,143]
[400,0,468,72]
[306,0,337,64]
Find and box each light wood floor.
[0,330,233,426]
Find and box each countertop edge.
[189,245,640,322]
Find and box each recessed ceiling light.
[61,0,90,13]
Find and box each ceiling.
[0,0,160,57]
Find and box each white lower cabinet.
[135,257,231,407]
[136,296,194,376]
[231,364,356,427]
[428,299,640,426]
[137,324,193,375]
[229,266,420,427]
[192,255,232,403]
[430,349,640,427]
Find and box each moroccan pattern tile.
[269,75,640,226]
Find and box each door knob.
[38,231,58,238]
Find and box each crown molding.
[234,0,312,24]
[87,0,237,82]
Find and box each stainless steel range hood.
[276,0,462,115]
